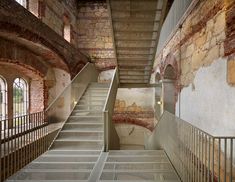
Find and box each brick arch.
[160,53,179,80]
[0,43,48,77]
[159,53,181,113]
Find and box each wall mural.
[113,88,155,131]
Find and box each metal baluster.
[207,137,211,182]
[37,112,39,156]
[204,134,207,182]
[20,115,23,169]
[29,113,32,163]
[10,118,13,175]
[6,119,10,177]
[212,138,215,182]
[219,139,221,182]
[230,139,233,182]
[196,129,199,182]
[13,117,16,173]
[0,120,2,182]
[17,116,20,171]
[193,128,196,182]
[224,139,227,182]
[3,119,6,180]
[23,115,26,167]
[33,113,36,160]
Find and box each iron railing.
[1,63,100,181]
[146,111,235,182]
[103,68,120,151]
[0,111,49,181]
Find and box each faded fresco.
[113,88,155,131]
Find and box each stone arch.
[161,53,178,114]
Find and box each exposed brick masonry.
[77,1,116,70]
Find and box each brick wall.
[153,0,226,87]
[41,0,78,46]
[77,1,116,71]
[0,63,44,117]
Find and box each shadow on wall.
[113,88,155,131]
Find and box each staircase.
[100,150,180,181]
[6,82,180,182]
[6,82,109,181]
[108,0,168,85]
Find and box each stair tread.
[55,139,103,142]
[60,130,103,133]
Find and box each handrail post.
[103,110,109,152]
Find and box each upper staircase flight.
[108,0,168,85]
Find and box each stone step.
[62,123,103,131]
[103,162,173,171]
[51,140,103,150]
[74,104,104,111]
[57,131,103,140]
[100,171,179,180]
[69,115,103,119]
[23,162,95,170]
[7,171,91,180]
[44,150,101,156]
[106,156,169,163]
[34,155,99,163]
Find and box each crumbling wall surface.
[77,1,116,71]
[152,0,235,134]
[41,0,78,46]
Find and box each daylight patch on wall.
[113,88,154,131]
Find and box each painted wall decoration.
[113,88,155,131]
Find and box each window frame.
[13,77,29,118]
[0,75,8,120]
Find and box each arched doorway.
[163,65,176,114]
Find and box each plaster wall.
[47,68,71,106]
[113,88,155,131]
[176,58,235,135]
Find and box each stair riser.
[78,100,106,105]
[45,150,101,156]
[8,172,91,180]
[75,105,103,110]
[51,141,103,150]
[100,172,178,180]
[35,156,99,163]
[57,132,103,140]
[107,157,169,162]
[62,125,103,131]
[104,163,173,170]
[25,163,95,170]
[68,117,103,122]
[71,112,102,116]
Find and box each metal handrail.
[146,111,235,182]
[1,63,100,181]
[103,68,120,151]
[45,62,89,112]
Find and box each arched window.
[15,0,27,8]
[13,78,29,117]
[63,15,71,42]
[0,76,7,120]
